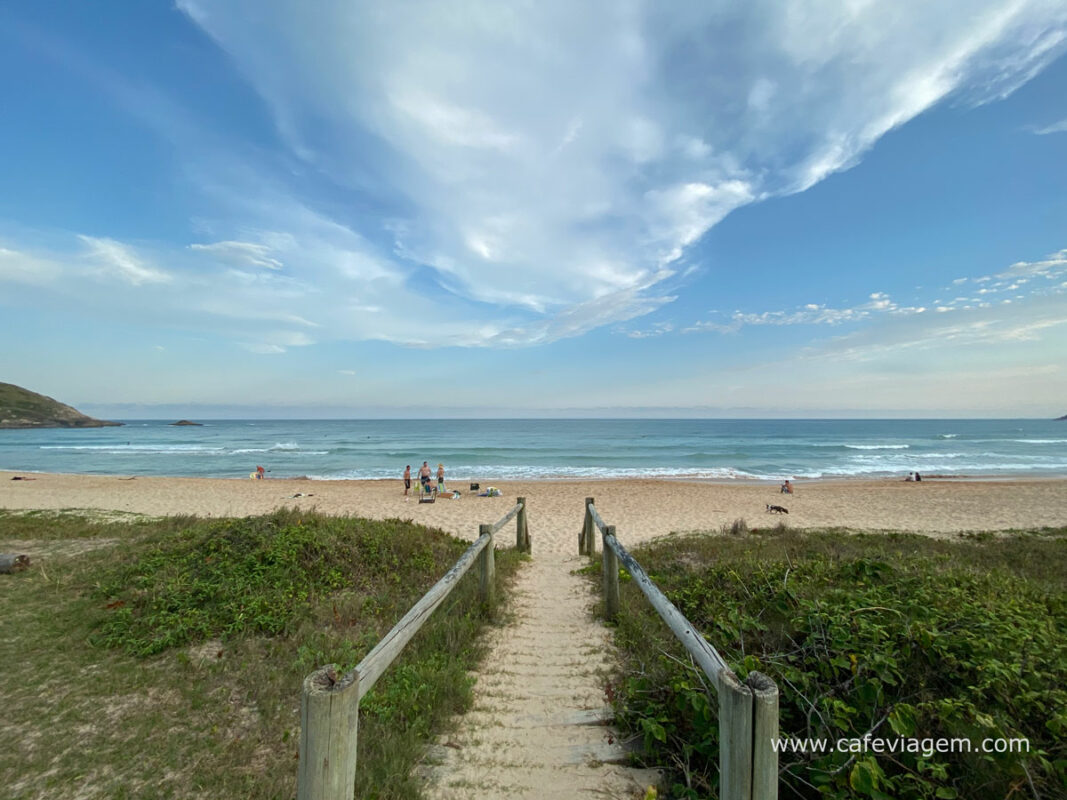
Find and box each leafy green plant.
[605,529,1067,799]
[90,509,462,655]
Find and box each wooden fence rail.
[298,499,529,800]
[582,498,779,800]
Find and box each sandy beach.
[3,471,1065,549]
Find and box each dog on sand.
[766,504,789,514]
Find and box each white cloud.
[1031,117,1067,134]
[686,291,912,332]
[190,241,284,270]
[687,246,1066,336]
[8,3,1066,361]
[626,321,674,339]
[78,236,171,285]
[998,248,1067,279]
[163,0,1066,347]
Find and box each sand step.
[420,553,659,800]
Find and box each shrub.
[91,509,465,656]
[609,530,1067,799]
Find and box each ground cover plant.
[601,526,1067,799]
[0,508,521,799]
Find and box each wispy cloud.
[684,248,1067,337]
[164,0,1066,346]
[626,321,674,339]
[1029,118,1067,134]
[685,293,927,334]
[5,3,1066,356]
[190,241,284,270]
[78,236,172,286]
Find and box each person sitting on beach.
[436,463,445,491]
[905,472,915,482]
[780,479,793,494]
[419,461,432,489]
[403,465,411,497]
[256,465,265,480]
[914,472,922,482]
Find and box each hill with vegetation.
[0,382,121,428]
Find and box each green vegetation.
[0,509,521,799]
[0,381,120,427]
[602,526,1067,799]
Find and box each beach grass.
[0,509,522,800]
[598,525,1067,800]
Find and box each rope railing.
[297,498,530,800]
[581,498,779,800]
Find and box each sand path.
[421,551,658,799]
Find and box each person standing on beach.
[419,461,432,490]
[403,465,411,497]
[437,463,445,491]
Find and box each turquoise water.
[2,419,1065,482]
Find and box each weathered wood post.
[516,497,530,553]
[602,524,620,621]
[298,665,360,800]
[478,524,495,606]
[748,671,780,800]
[718,669,754,800]
[581,497,595,555]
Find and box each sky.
[1,0,1065,418]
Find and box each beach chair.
[418,483,437,504]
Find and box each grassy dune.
[0,509,521,799]
[601,526,1067,800]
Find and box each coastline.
[3,470,1065,549]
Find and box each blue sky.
[1,1,1065,418]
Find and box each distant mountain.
[1057,414,1067,421]
[0,382,122,429]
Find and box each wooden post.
[516,497,529,553]
[718,669,754,800]
[602,525,620,621]
[298,665,360,800]
[582,497,595,555]
[748,671,779,800]
[478,523,495,606]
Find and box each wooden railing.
[297,498,531,800]
[582,498,779,800]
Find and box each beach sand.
[3,471,1065,548]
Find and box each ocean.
[1,419,1065,482]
